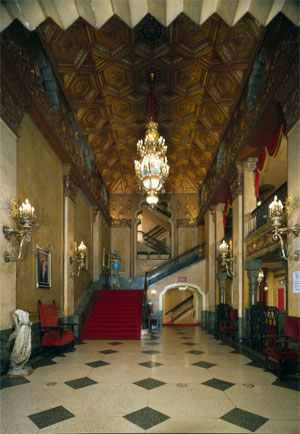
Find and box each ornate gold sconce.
[3,198,37,263]
[269,195,300,261]
[70,241,87,277]
[219,240,237,278]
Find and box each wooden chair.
[264,315,300,378]
[38,300,76,354]
[219,308,238,342]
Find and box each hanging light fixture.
[135,72,169,205]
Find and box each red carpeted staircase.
[81,289,144,340]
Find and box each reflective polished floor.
[1,327,299,433]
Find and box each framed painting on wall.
[36,246,52,288]
[103,248,110,268]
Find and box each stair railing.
[137,230,171,253]
[142,243,206,330]
[165,294,194,324]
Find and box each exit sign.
[178,277,186,282]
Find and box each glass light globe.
[146,195,159,205]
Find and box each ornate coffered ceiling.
[37,12,263,194]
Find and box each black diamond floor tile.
[0,375,30,390]
[246,360,265,368]
[124,406,169,430]
[139,361,163,368]
[86,360,110,368]
[193,361,216,369]
[179,337,189,339]
[30,356,57,370]
[28,405,75,429]
[182,342,196,346]
[144,342,160,346]
[99,349,118,354]
[202,378,234,391]
[65,377,97,389]
[133,377,165,390]
[221,407,268,432]
[272,378,300,392]
[142,350,161,355]
[109,342,123,345]
[186,350,205,355]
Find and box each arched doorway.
[159,283,206,325]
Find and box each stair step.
[82,289,144,340]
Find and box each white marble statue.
[7,309,33,376]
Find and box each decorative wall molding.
[0,63,25,135]
[111,218,132,228]
[176,218,197,228]
[1,30,111,224]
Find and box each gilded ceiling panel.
[38,13,262,194]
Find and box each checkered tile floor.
[1,327,299,433]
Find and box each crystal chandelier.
[135,73,169,205]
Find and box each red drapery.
[223,190,232,230]
[255,124,286,197]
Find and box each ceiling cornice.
[1,0,299,32]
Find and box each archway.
[158,283,206,325]
[134,199,175,276]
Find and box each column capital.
[63,165,79,202]
[92,206,99,223]
[244,157,258,171]
[245,259,263,272]
[216,203,225,213]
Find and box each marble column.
[287,120,300,317]
[232,195,243,313]
[216,272,227,304]
[245,259,262,306]
[215,203,225,247]
[92,208,100,281]
[63,168,78,317]
[243,158,258,215]
[205,208,216,312]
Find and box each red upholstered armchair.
[219,308,238,342]
[38,300,76,354]
[264,316,300,378]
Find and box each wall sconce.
[269,195,300,261]
[3,198,37,262]
[219,240,237,278]
[70,241,87,277]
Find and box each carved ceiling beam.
[198,26,299,224]
[1,30,111,224]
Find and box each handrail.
[137,230,171,253]
[146,243,205,286]
[141,243,205,329]
[166,294,193,315]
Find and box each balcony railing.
[245,183,287,238]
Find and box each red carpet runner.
[81,289,144,340]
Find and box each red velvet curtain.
[223,190,232,230]
[255,124,286,197]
